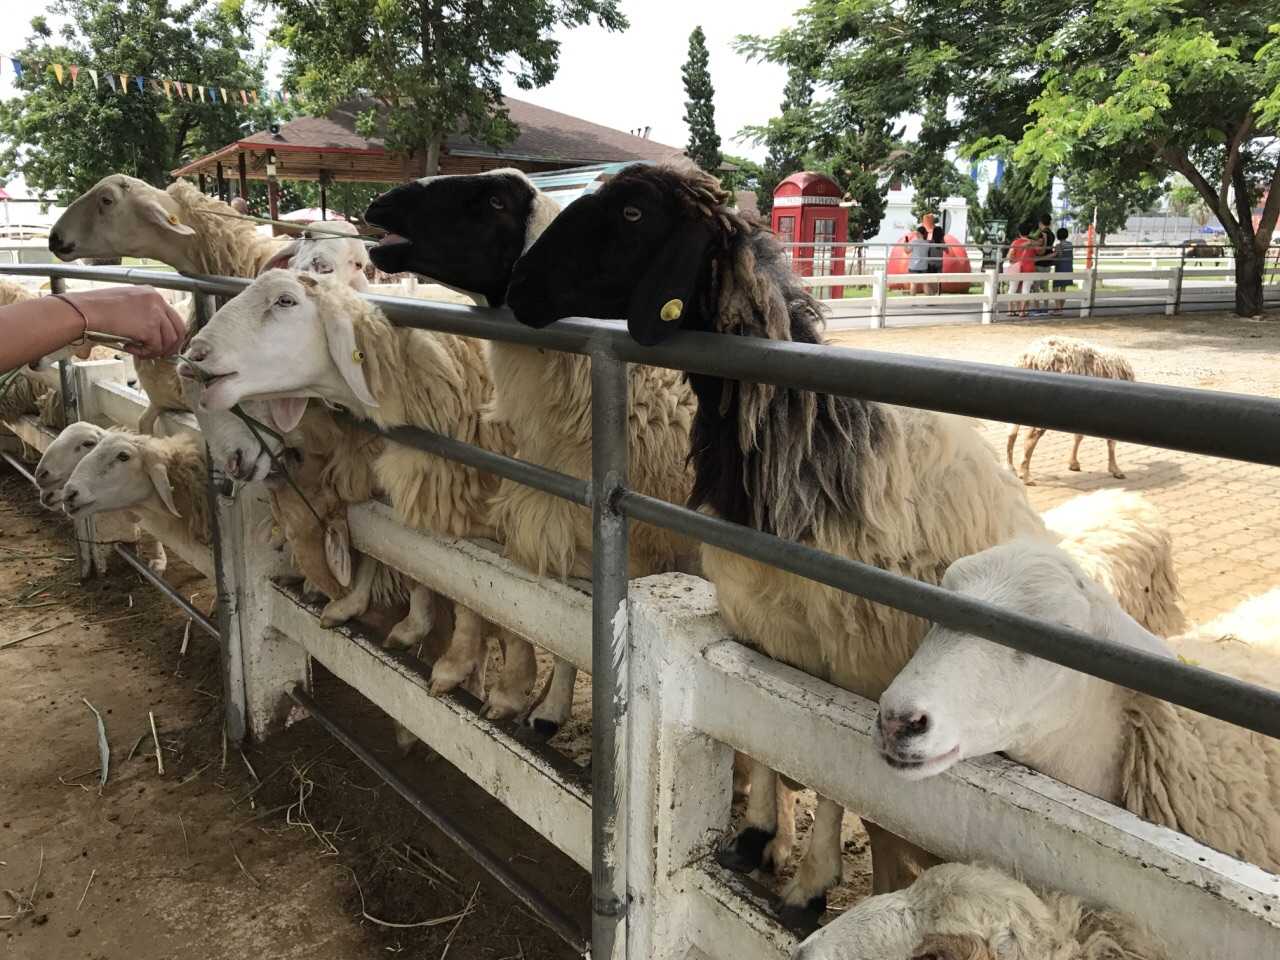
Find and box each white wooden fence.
[5,346,1277,959]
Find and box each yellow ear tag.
[352,349,365,364]
[166,214,180,225]
[660,298,683,322]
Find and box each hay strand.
[148,710,164,776]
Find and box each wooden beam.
[215,161,226,202]
[238,151,248,199]
[267,178,280,234]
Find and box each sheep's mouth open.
[65,499,95,518]
[879,745,960,775]
[369,233,413,272]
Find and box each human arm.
[0,286,187,371]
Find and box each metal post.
[870,266,888,329]
[590,350,630,960]
[1083,259,1099,318]
[1173,248,1186,315]
[981,267,998,324]
[50,276,98,580]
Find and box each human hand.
[63,286,187,358]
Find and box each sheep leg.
[732,750,752,798]
[865,820,940,894]
[718,759,794,874]
[483,631,537,720]
[143,535,167,576]
[1005,423,1020,472]
[320,554,378,627]
[1068,433,1084,471]
[1107,439,1125,479]
[524,659,577,738]
[137,403,160,436]
[429,606,486,697]
[385,583,435,651]
[777,795,844,932]
[1018,427,1047,485]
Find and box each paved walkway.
[829,310,1280,625]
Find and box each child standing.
[907,226,930,295]
[1053,227,1073,315]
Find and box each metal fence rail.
[5,260,1280,957]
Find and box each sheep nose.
[36,468,49,482]
[63,487,79,505]
[227,451,243,478]
[48,230,74,255]
[185,343,210,363]
[880,709,930,741]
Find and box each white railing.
[6,349,1278,959]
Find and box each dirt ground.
[3,308,1277,956]
[0,471,586,960]
[831,309,1280,624]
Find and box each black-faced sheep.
[362,167,701,731]
[878,539,1280,874]
[506,162,1184,922]
[1006,336,1135,484]
[793,862,1168,960]
[185,270,513,712]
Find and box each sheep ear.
[268,397,308,434]
[147,460,182,518]
[260,240,301,275]
[139,197,196,237]
[626,219,714,347]
[324,517,352,588]
[319,303,379,409]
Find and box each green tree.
[269,0,626,178]
[0,0,269,200]
[750,65,813,217]
[719,153,762,196]
[740,0,1280,315]
[967,161,1052,244]
[1167,175,1212,227]
[682,26,721,172]
[1061,160,1164,240]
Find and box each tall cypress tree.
[682,26,721,172]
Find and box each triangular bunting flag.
[240,90,248,105]
[135,75,146,93]
[250,90,259,103]
[163,79,172,99]
[282,90,290,103]
[186,82,194,99]
[220,87,228,103]
[119,73,129,91]
[88,68,99,88]
[106,73,116,92]
[52,63,65,84]
[10,59,23,80]
[208,86,217,102]
[69,65,80,84]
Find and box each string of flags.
[4,53,295,105]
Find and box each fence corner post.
[982,268,998,324]
[870,266,888,329]
[1171,253,1185,316]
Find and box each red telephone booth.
[772,172,848,298]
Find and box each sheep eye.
[488,195,504,210]
[101,194,114,207]
[310,259,333,274]
[622,205,642,223]
[275,294,298,308]
[81,440,96,449]
[116,451,130,462]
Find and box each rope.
[197,207,385,245]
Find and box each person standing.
[922,212,946,295]
[1053,227,1074,315]
[1006,223,1037,318]
[1031,213,1056,314]
[907,226,930,295]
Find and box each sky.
[1,0,804,163]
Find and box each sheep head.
[185,270,377,425]
[792,863,1069,960]
[363,168,558,305]
[875,540,1169,782]
[50,174,195,262]
[194,398,299,484]
[61,432,181,520]
[507,162,730,346]
[284,220,371,291]
[34,422,105,510]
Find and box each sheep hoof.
[527,717,560,740]
[1068,462,1082,472]
[147,558,167,576]
[481,690,524,722]
[392,722,418,756]
[1111,470,1126,480]
[717,826,773,874]
[775,894,826,935]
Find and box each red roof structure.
[172,96,684,185]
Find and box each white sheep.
[61,430,210,549]
[361,167,701,728]
[878,539,1280,874]
[0,278,36,305]
[793,862,1168,960]
[33,421,168,574]
[282,220,371,292]
[1006,336,1135,484]
[504,162,1186,921]
[186,270,514,711]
